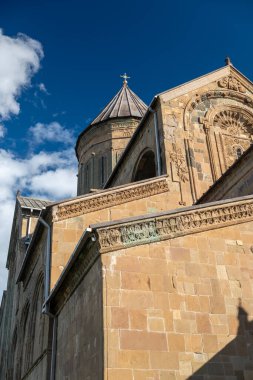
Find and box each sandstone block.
[129,309,147,330]
[121,272,151,291]
[117,349,149,369]
[120,330,167,351]
[196,313,212,334]
[111,307,129,329]
[149,351,179,370]
[107,369,132,380]
[168,333,185,352]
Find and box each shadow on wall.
[188,300,253,379]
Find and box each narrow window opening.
[132,150,156,182]
[85,164,90,191]
[101,156,105,185]
[236,147,243,159]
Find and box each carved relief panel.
[184,78,253,175]
[213,109,252,166]
[206,106,253,175]
[178,74,253,202]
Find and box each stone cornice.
[53,177,169,222]
[47,195,253,314]
[95,197,253,253]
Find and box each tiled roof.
[17,195,52,210]
[90,83,147,126]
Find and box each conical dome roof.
[90,81,147,126]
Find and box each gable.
[158,64,253,103]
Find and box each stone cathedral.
[1,62,253,380]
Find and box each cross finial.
[120,73,130,86]
[225,56,232,66]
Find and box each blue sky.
[0,0,253,293]
[2,0,253,153]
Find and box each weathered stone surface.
[2,64,253,380]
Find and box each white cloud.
[29,121,74,145]
[0,200,15,294]
[30,168,77,198]
[0,148,77,296]
[0,124,6,137]
[52,111,66,118]
[38,82,49,94]
[0,148,77,199]
[0,30,76,299]
[0,29,43,120]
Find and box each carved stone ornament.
[54,178,169,221]
[184,89,253,131]
[218,76,246,93]
[222,135,250,167]
[169,144,189,182]
[97,198,253,253]
[213,110,253,136]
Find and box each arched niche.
[10,327,18,380]
[20,301,30,377]
[132,149,156,182]
[27,273,47,368]
[184,88,253,182]
[203,105,253,177]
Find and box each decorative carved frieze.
[213,110,253,136]
[185,90,253,118]
[50,197,253,311]
[169,144,189,182]
[97,199,253,253]
[218,76,246,93]
[54,178,169,221]
[111,122,138,130]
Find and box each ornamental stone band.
[54,177,169,221]
[96,197,253,252]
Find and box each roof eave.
[16,206,51,283]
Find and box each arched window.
[10,327,18,380]
[236,147,243,159]
[20,301,30,377]
[85,164,90,191]
[27,274,47,368]
[100,155,107,187]
[132,150,156,182]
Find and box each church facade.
[1,62,253,379]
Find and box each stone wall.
[0,202,26,379]
[107,67,253,207]
[11,230,51,379]
[159,67,253,206]
[50,176,182,288]
[76,118,139,194]
[0,201,52,380]
[101,220,253,379]
[107,111,165,187]
[197,145,253,204]
[55,255,103,379]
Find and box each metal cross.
[120,73,130,85]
